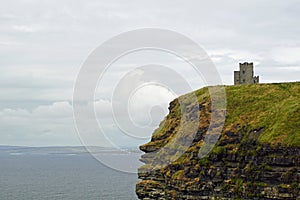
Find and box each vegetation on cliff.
[225,82,299,147]
[137,82,300,200]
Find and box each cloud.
[0,94,172,146]
[0,0,300,146]
[209,49,262,63]
[0,101,78,146]
[12,24,42,33]
[270,47,300,65]
[33,102,73,118]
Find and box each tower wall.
[239,62,254,84]
[234,71,240,85]
[233,62,259,85]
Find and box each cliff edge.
[136,82,300,200]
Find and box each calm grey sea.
[0,153,138,200]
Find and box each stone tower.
[234,62,259,85]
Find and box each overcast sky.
[0,0,299,147]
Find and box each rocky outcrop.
[136,83,300,199]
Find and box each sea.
[0,146,140,200]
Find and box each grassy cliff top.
[142,82,300,153]
[222,82,299,147]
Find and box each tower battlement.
[234,62,259,85]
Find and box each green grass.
[140,82,300,161]
[223,82,300,147]
[184,82,300,147]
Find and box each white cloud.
[33,102,73,118]
[0,101,78,146]
[0,0,300,146]
[209,49,262,63]
[270,47,300,64]
[12,24,42,33]
[127,84,175,126]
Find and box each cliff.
[136,82,300,200]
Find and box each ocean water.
[0,152,139,200]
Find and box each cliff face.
[136,82,300,200]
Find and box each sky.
[0,0,299,147]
